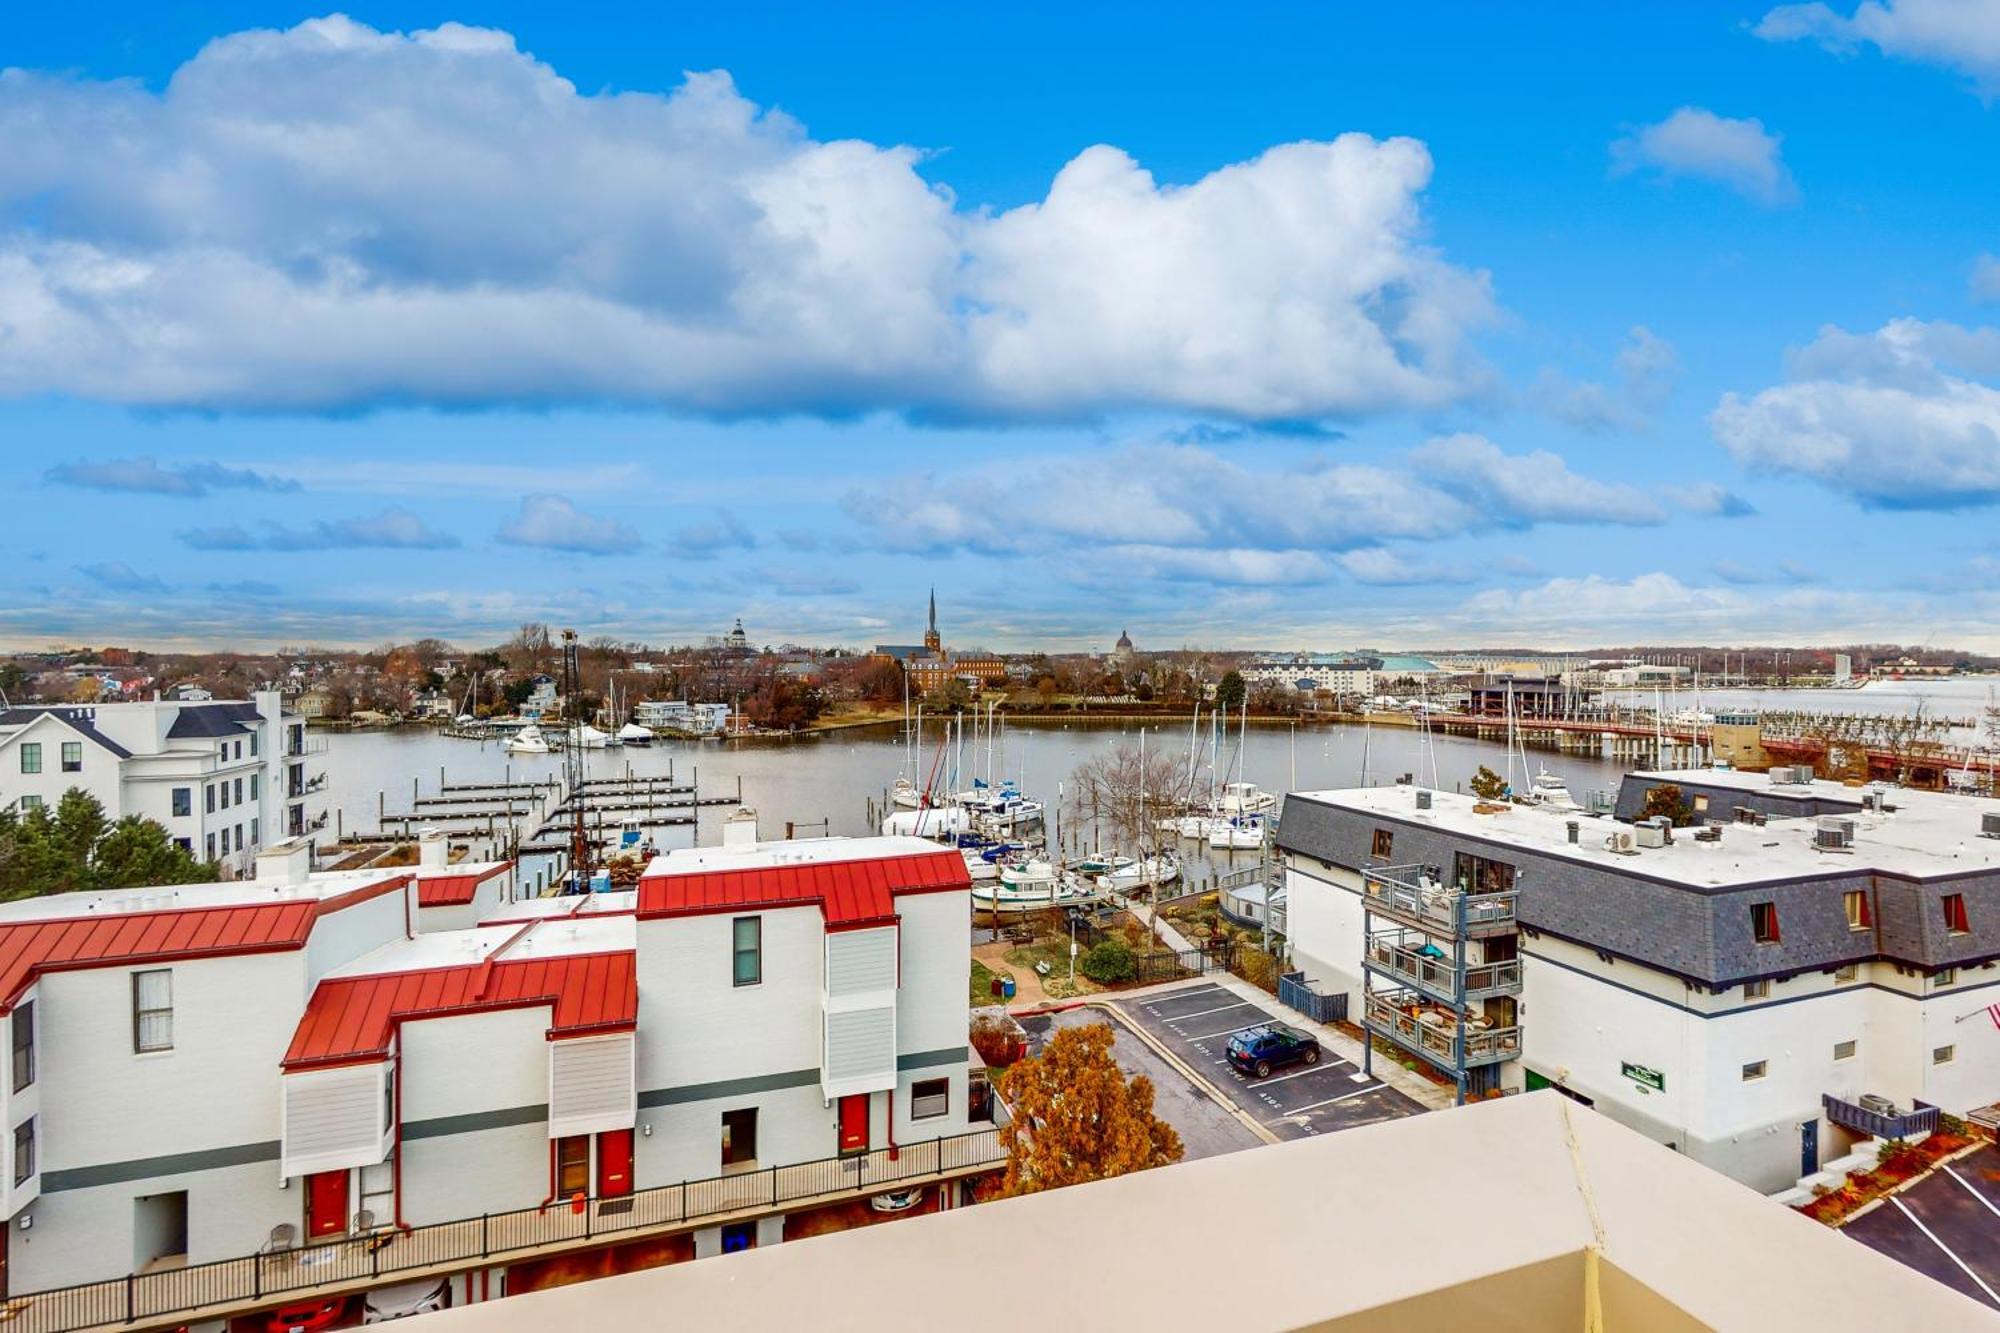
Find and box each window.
[1935,967,1957,988]
[1843,890,1871,931]
[249,731,259,757]
[18,743,39,775]
[250,818,259,848]
[18,795,40,813]
[1751,901,1780,945]
[1741,1060,1767,1082]
[1370,828,1394,860]
[250,773,260,801]
[1834,964,1857,984]
[911,1078,950,1120]
[1934,1045,1956,1066]
[732,917,761,987]
[1833,1039,1857,1061]
[205,784,216,814]
[60,741,81,773]
[12,1118,33,1186]
[172,787,192,818]
[219,782,229,810]
[173,837,190,854]
[1453,851,1516,895]
[555,1135,590,1197]
[1742,979,1769,1001]
[721,1107,758,1167]
[1692,793,1709,814]
[205,833,216,861]
[132,969,173,1052]
[11,1000,32,1092]
[1943,893,1970,936]
[233,778,243,806]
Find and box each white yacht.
[1521,766,1582,812]
[1219,781,1278,816]
[1079,852,1180,892]
[880,806,971,840]
[972,858,1098,918]
[1208,814,1265,850]
[504,724,550,755]
[617,722,654,746]
[567,723,612,749]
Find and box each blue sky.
[5,2,2000,652]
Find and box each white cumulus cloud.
[1710,318,2000,508]
[0,15,1494,420]
[1757,0,2000,94]
[1611,107,1796,205]
[496,495,639,555]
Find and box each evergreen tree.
[0,791,218,899]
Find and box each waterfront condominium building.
[0,825,992,1331]
[0,691,326,872]
[1276,768,2000,1193]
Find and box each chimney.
[418,826,449,869]
[255,838,312,884]
[723,807,760,848]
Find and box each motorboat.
[1208,815,1265,850]
[960,780,1044,833]
[1097,852,1180,892]
[1521,766,1582,812]
[1218,782,1277,816]
[973,859,1098,917]
[504,724,550,755]
[956,834,1029,883]
[617,722,654,746]
[567,723,612,749]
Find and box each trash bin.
[1001,976,1017,1000]
[989,976,1005,997]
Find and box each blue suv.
[1225,1023,1322,1078]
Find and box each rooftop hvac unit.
[1734,805,1758,825]
[1693,826,1722,842]
[1395,773,1414,786]
[1635,822,1669,849]
[1566,820,1580,844]
[1814,816,1854,852]
[1768,766,1794,785]
[1606,829,1638,854]
[1415,790,1432,810]
[1858,1093,1897,1118]
[1983,812,2000,840]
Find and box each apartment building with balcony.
[1277,768,2000,1192]
[0,691,327,870]
[0,826,993,1332]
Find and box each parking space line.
[1271,1084,1385,1120]
[1157,1001,1260,1024]
[1944,1165,2000,1220]
[1181,1023,1276,1041]
[1890,1197,2000,1308]
[1239,1061,1348,1089]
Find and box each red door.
[837,1094,869,1155]
[306,1169,349,1239]
[596,1129,633,1197]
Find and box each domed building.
[1113,629,1136,669]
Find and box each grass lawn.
[970,957,1005,1006]
[1004,938,1099,1000]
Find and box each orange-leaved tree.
[997,1022,1183,1197]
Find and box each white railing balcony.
[1362,865,1517,938]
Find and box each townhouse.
[0,692,325,870]
[1276,768,2000,1193]
[0,822,989,1330]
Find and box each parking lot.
[1844,1145,2000,1311]
[1113,982,1425,1140]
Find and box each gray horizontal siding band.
[43,1139,280,1192]
[1523,944,2000,1018]
[639,1066,819,1108]
[404,1103,547,1141]
[897,1046,967,1071]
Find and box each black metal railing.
[5,1127,1005,1333]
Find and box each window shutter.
[548,1033,635,1138]
[282,1065,386,1177]
[822,927,897,1098]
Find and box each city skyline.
[6,4,2000,651]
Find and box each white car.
[363,1277,450,1322]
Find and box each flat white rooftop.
[325,915,634,978]
[1294,773,2000,887]
[479,891,637,923]
[0,866,407,924]
[649,833,948,876]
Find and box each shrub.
[1080,940,1138,984]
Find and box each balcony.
[287,736,329,758]
[1364,989,1520,1072]
[1362,866,1517,939]
[1363,928,1521,1005]
[3,1128,1005,1333]
[1822,1092,1939,1142]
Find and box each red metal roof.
[0,875,409,1012]
[283,948,637,1070]
[637,849,969,927]
[416,862,512,909]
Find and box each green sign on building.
[1621,1061,1665,1093]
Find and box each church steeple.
[923,587,941,653]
